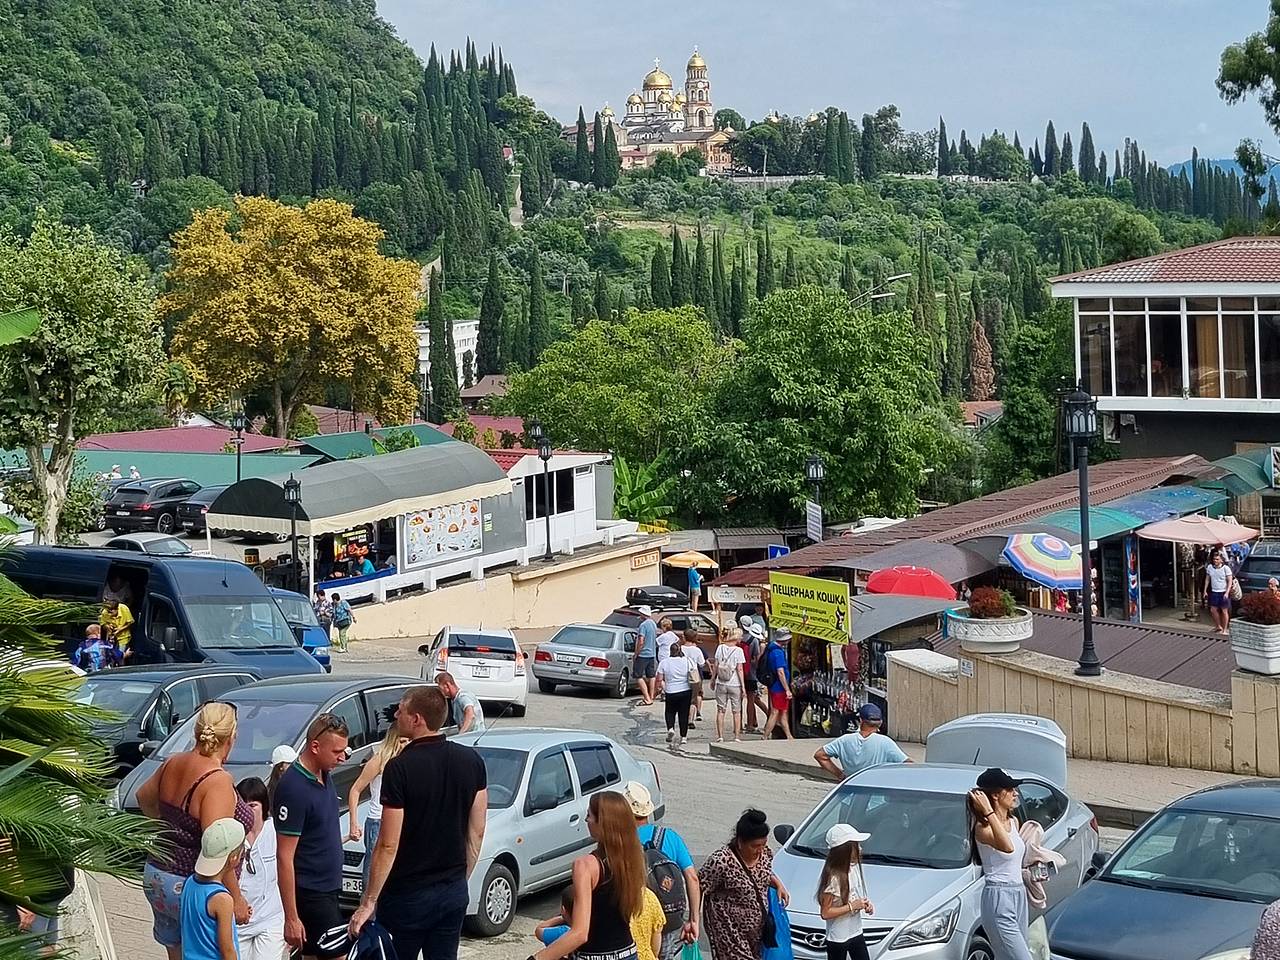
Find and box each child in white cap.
[817,823,873,960]
[179,817,246,960]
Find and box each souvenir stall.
[765,571,856,738]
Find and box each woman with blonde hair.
[346,722,408,887]
[137,702,255,960]
[530,790,646,960]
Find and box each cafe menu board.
[403,499,482,568]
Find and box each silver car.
[340,727,663,936]
[531,623,640,699]
[770,715,1099,960]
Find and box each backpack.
[643,827,688,934]
[756,642,776,687]
[715,647,737,684]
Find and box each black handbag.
[730,845,777,949]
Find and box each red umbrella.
[865,565,956,600]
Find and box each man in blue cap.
[814,703,910,779]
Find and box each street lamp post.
[1063,386,1101,677]
[283,473,302,593]
[231,409,247,483]
[537,436,554,562]
[805,454,825,504]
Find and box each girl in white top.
[969,768,1031,960]
[655,618,679,660]
[817,823,873,960]
[713,630,747,743]
[679,630,708,723]
[1204,550,1235,635]
[654,644,694,746]
[234,777,285,960]
[347,725,408,887]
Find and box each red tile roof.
[79,426,296,454]
[711,455,1215,587]
[460,375,509,400]
[486,449,531,471]
[1051,237,1280,284]
[960,401,1003,426]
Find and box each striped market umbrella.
[1000,533,1083,590]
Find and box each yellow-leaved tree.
[164,196,421,438]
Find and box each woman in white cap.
[969,768,1031,960]
[817,824,872,960]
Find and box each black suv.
[105,478,201,534]
[177,484,228,536]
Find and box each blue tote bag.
[760,886,793,960]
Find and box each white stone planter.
[947,607,1033,654]
[1231,619,1280,675]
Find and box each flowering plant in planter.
[1239,592,1280,626]
[1231,591,1280,675]
[968,586,1017,620]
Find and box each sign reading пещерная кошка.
[767,571,850,645]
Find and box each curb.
[707,744,1156,831]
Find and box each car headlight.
[1200,951,1251,960]
[312,646,331,658]
[887,897,961,950]
[105,784,121,811]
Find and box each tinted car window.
[329,694,369,751]
[165,679,201,726]
[160,700,315,762]
[527,750,574,811]
[71,678,158,716]
[364,686,406,741]
[200,673,255,701]
[448,633,516,661]
[603,610,639,627]
[476,747,526,809]
[550,626,618,650]
[570,744,621,794]
[1018,782,1068,830]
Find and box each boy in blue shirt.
[534,886,574,945]
[687,565,703,611]
[761,628,794,741]
[180,818,245,960]
[72,625,106,672]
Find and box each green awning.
[1198,451,1273,497]
[298,424,453,462]
[1039,507,1148,541]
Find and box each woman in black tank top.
[528,791,647,960]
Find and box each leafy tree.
[504,306,734,462]
[1103,211,1163,262]
[0,216,163,542]
[166,197,420,438]
[976,133,1027,181]
[714,108,747,132]
[650,246,672,308]
[476,251,503,376]
[528,252,550,363]
[425,269,461,421]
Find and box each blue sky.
[379,0,1280,166]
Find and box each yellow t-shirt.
[630,888,665,960]
[101,603,135,648]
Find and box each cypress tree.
[520,143,543,218]
[1061,132,1074,174]
[426,270,461,422]
[477,252,503,376]
[591,112,606,187]
[783,247,799,288]
[870,258,890,315]
[841,251,858,297]
[651,247,672,308]
[755,235,767,299]
[764,225,775,295]
[603,124,621,187]
[615,284,629,318]
[636,283,654,312]
[693,226,715,322]
[1098,151,1108,185]
[528,253,550,363]
[712,233,729,323]
[671,227,691,305]
[937,116,951,176]
[859,114,879,180]
[574,107,591,183]
[836,112,855,183]
[1044,121,1059,176]
[943,276,967,399]
[462,351,474,390]
[514,293,531,369]
[729,250,747,335]
[1078,123,1097,184]
[820,117,840,180]
[594,269,611,322]
[1114,149,1122,186]
[570,285,589,326]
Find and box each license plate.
[471,665,490,678]
[181,522,194,529]
[342,877,363,895]
[558,654,584,664]
[116,510,129,516]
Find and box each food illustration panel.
[403,499,483,567]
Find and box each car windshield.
[274,594,320,627]
[159,700,315,762]
[143,538,191,556]
[1243,558,1280,578]
[71,678,157,717]
[186,597,296,649]
[551,626,616,650]
[475,746,526,809]
[789,785,972,869]
[1103,809,1280,903]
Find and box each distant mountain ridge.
[1168,157,1280,182]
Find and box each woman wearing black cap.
[968,769,1031,960]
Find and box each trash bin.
[243,548,260,566]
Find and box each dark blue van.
[7,547,323,678]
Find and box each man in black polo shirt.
[349,686,487,960]
[275,713,350,959]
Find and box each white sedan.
[419,626,528,717]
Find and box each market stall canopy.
[829,540,992,583]
[662,550,719,569]
[206,441,511,537]
[1138,514,1259,545]
[1104,485,1227,522]
[958,522,1087,565]
[865,565,956,600]
[1197,451,1273,499]
[1001,533,1082,590]
[849,594,963,643]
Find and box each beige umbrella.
[662,550,720,569]
[1137,514,1259,545]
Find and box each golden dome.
[601,103,615,118]
[674,93,687,106]
[687,47,706,69]
[657,90,673,104]
[643,60,673,89]
[627,93,643,105]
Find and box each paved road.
[102,652,1131,960]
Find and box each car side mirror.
[774,824,795,844]
[418,643,432,657]
[1084,849,1110,880]
[139,740,161,758]
[162,626,180,652]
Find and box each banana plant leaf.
[0,308,40,347]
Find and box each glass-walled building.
[1052,238,1280,458]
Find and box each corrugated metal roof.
[934,611,1233,693]
[71,450,320,487]
[711,456,1215,587]
[850,594,964,642]
[714,527,787,550]
[828,541,993,583]
[1051,237,1280,285]
[299,424,453,461]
